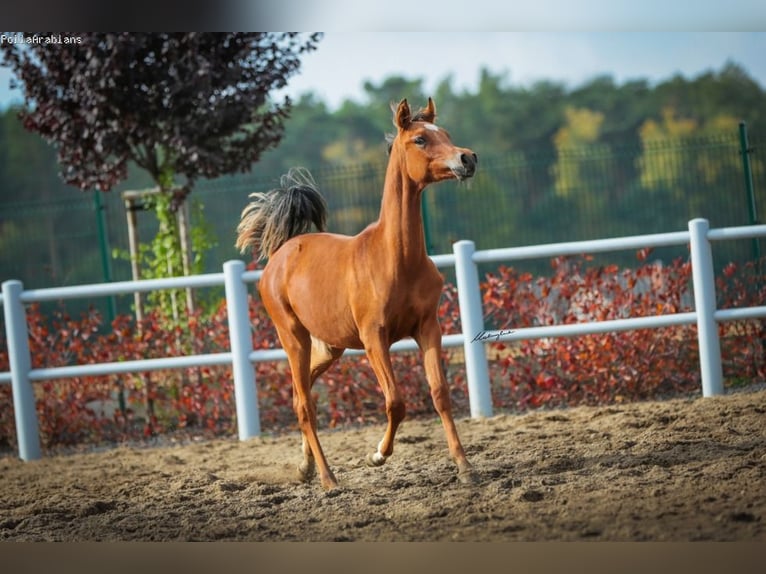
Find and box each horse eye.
[414,136,426,146]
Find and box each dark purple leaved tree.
[1,32,322,194]
[2,33,321,319]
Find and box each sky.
[1,32,765,112]
[273,32,766,110]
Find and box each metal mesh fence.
[1,133,764,319]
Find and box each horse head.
[390,98,478,186]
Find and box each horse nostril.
[460,153,477,175]
[472,153,478,164]
[461,153,476,168]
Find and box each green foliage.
[247,61,766,262]
[113,191,218,323]
[2,59,766,302]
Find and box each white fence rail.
[2,218,766,461]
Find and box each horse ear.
[394,98,411,130]
[421,97,436,123]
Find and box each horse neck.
[374,150,428,267]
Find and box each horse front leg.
[362,331,406,468]
[417,315,476,484]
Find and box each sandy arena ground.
[1,388,764,541]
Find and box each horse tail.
[235,167,327,260]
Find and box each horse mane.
[235,167,327,260]
[385,133,395,155]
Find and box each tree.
[551,106,606,197]
[2,32,321,320]
[1,33,322,193]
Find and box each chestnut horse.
[236,98,477,490]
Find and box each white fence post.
[223,260,261,439]
[688,218,724,396]
[453,240,493,418]
[1,280,41,460]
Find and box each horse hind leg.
[296,337,344,483]
[274,319,339,490]
[297,433,315,483]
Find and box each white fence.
[2,218,766,462]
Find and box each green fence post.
[739,121,760,260]
[93,189,117,323]
[421,189,433,254]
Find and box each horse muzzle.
[453,151,478,180]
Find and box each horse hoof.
[365,452,386,467]
[457,468,478,485]
[320,471,340,491]
[296,463,316,483]
[322,479,340,491]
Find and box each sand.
[1,388,764,541]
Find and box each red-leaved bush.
[0,254,763,452]
[482,254,765,409]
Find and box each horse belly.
[284,240,363,349]
[302,309,363,350]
